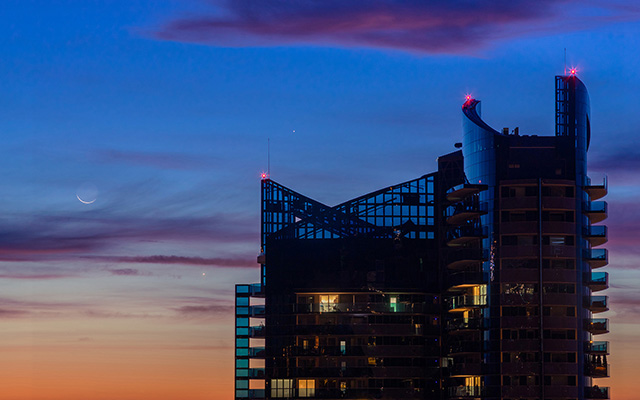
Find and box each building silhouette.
[234,73,609,400]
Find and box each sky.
[1,0,640,399]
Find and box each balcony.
[249,305,266,317]
[446,183,487,202]
[585,295,609,313]
[447,202,488,225]
[446,248,489,269]
[584,225,608,247]
[585,271,609,292]
[449,362,483,377]
[584,201,608,223]
[584,176,608,201]
[585,362,609,378]
[248,368,265,379]
[249,347,265,357]
[448,341,484,355]
[448,295,487,312]
[249,325,265,337]
[585,386,609,399]
[585,341,609,355]
[235,389,266,399]
[584,248,608,268]
[446,317,486,331]
[446,225,487,246]
[585,318,609,335]
[446,270,487,291]
[448,386,484,398]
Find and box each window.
[271,379,293,398]
[389,296,398,312]
[298,379,315,397]
[319,294,339,313]
[340,340,346,355]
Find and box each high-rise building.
[234,73,609,400]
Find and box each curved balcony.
[446,248,489,270]
[585,341,609,355]
[585,362,609,378]
[585,271,609,292]
[448,295,487,312]
[446,183,487,202]
[585,176,608,201]
[585,386,609,399]
[585,318,609,335]
[585,295,609,313]
[447,202,488,225]
[585,225,608,247]
[446,270,487,291]
[447,225,487,246]
[584,201,608,223]
[584,248,608,268]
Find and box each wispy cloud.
[152,0,640,54]
[102,255,254,268]
[97,149,213,171]
[0,211,256,264]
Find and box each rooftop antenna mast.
[267,138,270,178]
[564,48,567,75]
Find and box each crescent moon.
[76,194,96,205]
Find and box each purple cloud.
[103,255,254,268]
[152,0,640,53]
[0,212,256,264]
[108,268,142,276]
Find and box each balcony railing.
[448,295,487,311]
[249,325,265,337]
[446,225,488,246]
[447,202,488,225]
[585,271,609,292]
[584,175,608,201]
[585,318,609,335]
[446,317,486,331]
[294,301,438,314]
[446,270,487,289]
[248,347,265,357]
[584,248,608,268]
[584,225,608,247]
[446,183,487,202]
[585,341,609,354]
[585,386,609,399]
[249,305,266,317]
[448,386,484,397]
[585,363,609,378]
[585,295,609,313]
[446,248,489,269]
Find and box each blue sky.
[1,1,639,398]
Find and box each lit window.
[390,296,398,312]
[271,379,293,398]
[319,294,339,313]
[298,379,315,397]
[340,340,346,355]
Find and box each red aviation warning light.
[570,68,577,75]
[261,172,268,180]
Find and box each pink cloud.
[151,0,640,53]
